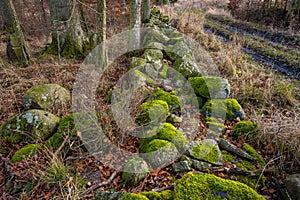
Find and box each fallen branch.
[204,166,276,177]
[82,171,118,195]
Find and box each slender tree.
[0,0,31,66]
[129,0,142,50]
[47,0,87,57]
[142,0,151,23]
[97,0,107,67]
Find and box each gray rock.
[191,159,212,171]
[172,161,192,172]
[23,84,70,113]
[142,49,164,63]
[285,174,300,200]
[187,139,222,165]
[0,109,60,143]
[130,57,147,68]
[145,42,165,50]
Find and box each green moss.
[122,193,149,200]
[188,76,230,99]
[174,172,265,200]
[44,132,64,150]
[159,63,168,78]
[11,144,41,163]
[201,99,245,121]
[152,89,182,113]
[136,100,169,125]
[206,122,226,133]
[0,121,22,143]
[142,49,164,62]
[131,57,147,68]
[140,139,170,153]
[134,70,155,85]
[189,141,220,164]
[242,143,266,166]
[122,156,150,186]
[222,150,256,171]
[232,121,259,139]
[141,190,174,200]
[157,123,187,150]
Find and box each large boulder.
[141,49,164,63]
[174,172,265,200]
[23,84,70,114]
[201,99,246,121]
[285,174,300,200]
[187,139,222,165]
[188,76,230,99]
[0,109,60,143]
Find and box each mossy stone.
[121,193,149,200]
[0,110,60,143]
[131,57,147,68]
[142,49,164,62]
[143,29,169,46]
[188,76,230,99]
[242,143,266,165]
[232,121,259,139]
[136,100,169,125]
[201,99,245,121]
[157,123,187,151]
[134,70,155,85]
[187,139,222,165]
[122,156,150,186]
[152,89,182,113]
[44,132,64,150]
[174,172,265,200]
[141,190,174,200]
[145,42,165,50]
[140,139,179,169]
[23,84,70,113]
[11,144,41,163]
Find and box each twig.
[54,135,70,156]
[81,171,118,195]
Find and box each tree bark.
[129,0,142,51]
[0,0,31,66]
[97,0,107,68]
[142,0,151,23]
[47,0,87,57]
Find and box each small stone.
[191,159,212,171]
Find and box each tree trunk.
[142,0,151,23]
[47,0,87,57]
[0,0,31,66]
[97,0,107,68]
[129,0,142,51]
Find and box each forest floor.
[0,0,300,199]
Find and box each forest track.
[204,16,300,80]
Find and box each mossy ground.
[189,141,220,164]
[232,121,259,139]
[11,144,41,163]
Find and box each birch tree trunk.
[0,0,31,66]
[142,0,151,23]
[129,0,142,51]
[47,0,87,57]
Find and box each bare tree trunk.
[129,0,142,51]
[47,0,87,57]
[97,0,107,68]
[0,0,31,66]
[142,0,151,23]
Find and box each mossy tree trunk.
[47,0,88,57]
[97,0,107,68]
[142,0,151,23]
[129,0,142,50]
[0,0,31,66]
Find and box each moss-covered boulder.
[144,42,165,50]
[187,139,222,165]
[140,139,179,169]
[232,121,259,139]
[152,89,182,113]
[0,110,60,143]
[122,156,150,186]
[23,84,70,113]
[141,190,174,200]
[157,123,187,151]
[134,70,155,85]
[174,172,265,200]
[136,100,169,125]
[131,57,147,68]
[142,49,164,63]
[11,144,41,163]
[188,76,230,99]
[201,99,245,121]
